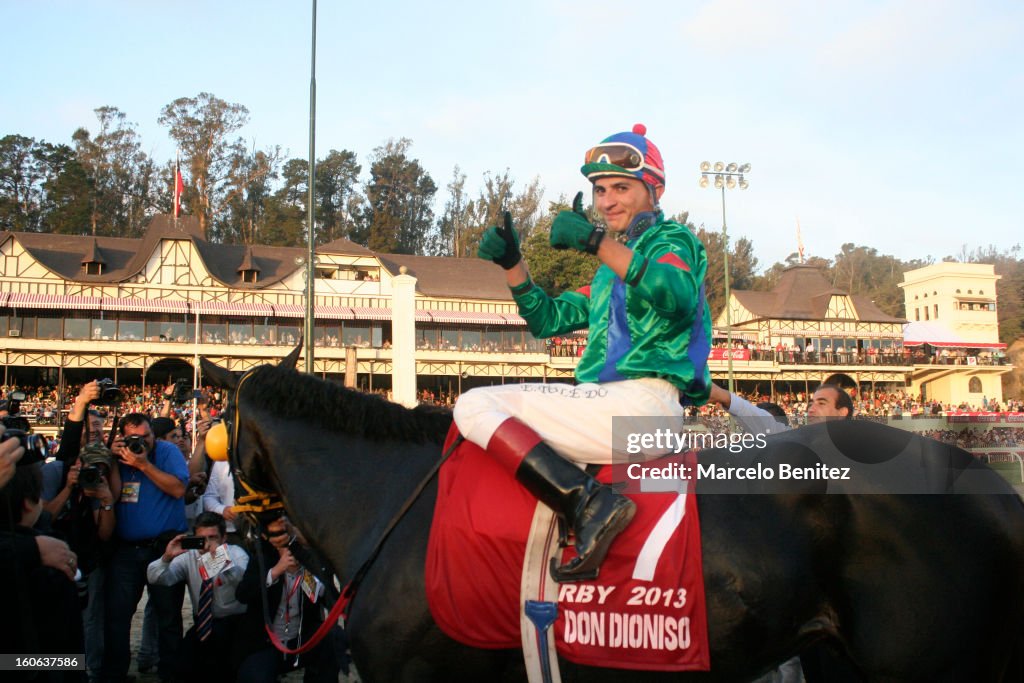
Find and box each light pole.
[699,161,750,394]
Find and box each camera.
[78,442,113,489]
[93,379,123,406]
[1,390,31,432]
[0,429,49,466]
[172,378,195,403]
[180,536,206,550]
[78,464,104,489]
[123,435,148,455]
[185,481,207,500]
[0,414,30,432]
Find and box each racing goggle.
[584,143,646,171]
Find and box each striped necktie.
[197,577,214,642]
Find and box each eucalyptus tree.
[72,106,155,236]
[159,92,257,240]
[361,138,436,254]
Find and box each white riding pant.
[452,377,684,465]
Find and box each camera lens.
[124,436,147,455]
[1,430,48,466]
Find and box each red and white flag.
[173,154,184,218]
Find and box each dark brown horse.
[200,357,1024,682]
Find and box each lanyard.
[283,573,303,625]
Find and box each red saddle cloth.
[425,428,710,672]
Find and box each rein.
[226,367,463,655]
[259,435,463,655]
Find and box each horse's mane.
[241,364,453,445]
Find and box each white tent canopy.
[902,321,1006,349]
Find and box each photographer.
[0,423,84,681]
[40,381,121,682]
[0,421,23,488]
[101,412,188,683]
[147,511,249,681]
[236,537,343,683]
[153,416,207,530]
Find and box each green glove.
[478,211,522,270]
[550,192,606,254]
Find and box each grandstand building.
[899,262,1010,405]
[0,215,1010,406]
[714,264,913,395]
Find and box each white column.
[391,266,418,407]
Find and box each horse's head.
[199,342,304,522]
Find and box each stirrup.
[548,496,635,583]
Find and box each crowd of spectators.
[692,387,1024,422]
[705,340,1009,367]
[1,380,347,682]
[914,427,1024,450]
[6,380,1024,433]
[2,383,226,438]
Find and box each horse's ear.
[199,357,239,391]
[279,337,303,371]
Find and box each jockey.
[454,124,711,581]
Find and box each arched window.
[968,377,982,393]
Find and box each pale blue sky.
[3,0,1021,270]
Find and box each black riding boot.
[515,442,636,582]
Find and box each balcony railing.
[546,346,1010,367]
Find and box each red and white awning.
[7,293,102,310]
[315,305,356,320]
[501,313,527,326]
[101,297,189,314]
[350,306,392,321]
[426,310,511,325]
[271,303,306,318]
[192,301,274,316]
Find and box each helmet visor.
[584,143,645,172]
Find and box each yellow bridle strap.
[229,368,285,515]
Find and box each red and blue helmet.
[581,123,666,189]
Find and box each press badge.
[199,544,231,580]
[301,570,323,603]
[121,481,140,503]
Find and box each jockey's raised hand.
[477,211,522,270]
[550,191,606,254]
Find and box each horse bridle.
[220,365,463,656]
[225,368,286,520]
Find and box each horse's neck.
[270,429,442,578]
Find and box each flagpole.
[304,0,317,374]
[173,151,183,224]
[192,306,199,446]
[796,217,805,264]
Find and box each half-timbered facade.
[1,217,1009,404]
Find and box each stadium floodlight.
[697,160,752,393]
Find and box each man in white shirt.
[147,510,249,680]
[202,460,238,541]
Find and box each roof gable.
[731,265,904,323]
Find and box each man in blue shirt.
[100,412,188,683]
